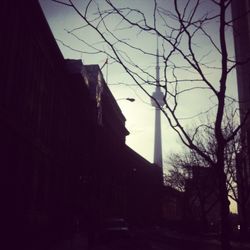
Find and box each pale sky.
[39,0,238,171]
[39,0,238,213]
[38,0,178,169]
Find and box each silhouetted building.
[66,60,163,225]
[1,1,163,248]
[232,0,250,228]
[123,146,163,226]
[1,1,99,248]
[161,186,184,229]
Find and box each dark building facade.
[1,1,163,248]
[123,146,163,226]
[231,0,250,229]
[1,1,98,248]
[67,60,163,227]
[161,186,184,228]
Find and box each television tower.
[151,37,164,168]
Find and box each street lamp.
[116,97,135,102]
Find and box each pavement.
[48,228,250,250]
[49,232,89,250]
[49,230,152,250]
[154,228,250,250]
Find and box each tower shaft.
[152,36,163,168]
[154,106,163,167]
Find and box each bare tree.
[163,158,191,192]
[48,0,250,249]
[166,109,250,235]
[166,151,216,232]
[164,153,220,232]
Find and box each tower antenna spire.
[156,35,160,87]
